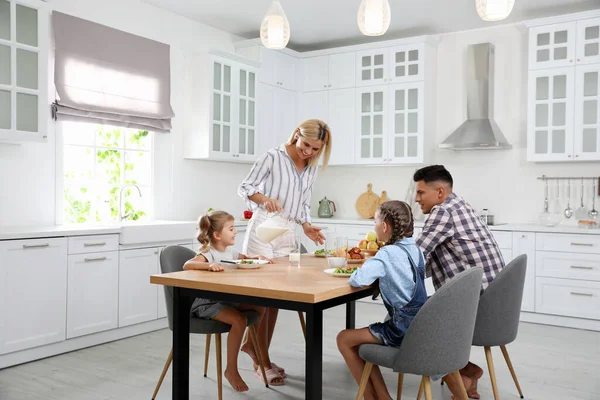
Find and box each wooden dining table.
[150,254,374,400]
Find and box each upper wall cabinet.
[183,51,259,162]
[526,13,600,162]
[260,48,296,91]
[0,0,49,143]
[299,52,356,92]
[356,43,425,87]
[529,17,600,69]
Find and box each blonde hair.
[378,201,415,244]
[286,119,332,170]
[197,211,234,253]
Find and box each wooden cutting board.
[356,183,380,219]
[378,190,391,205]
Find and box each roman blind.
[52,12,174,132]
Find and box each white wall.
[311,23,598,224]
[0,0,252,227]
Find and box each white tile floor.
[1,302,599,399]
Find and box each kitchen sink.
[117,220,197,245]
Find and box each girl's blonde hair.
[197,211,234,253]
[286,119,332,170]
[378,201,414,244]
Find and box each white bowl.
[327,257,347,268]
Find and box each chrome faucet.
[119,184,142,221]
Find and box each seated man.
[413,165,505,399]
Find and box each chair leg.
[355,362,373,400]
[422,376,432,400]
[216,333,223,400]
[451,371,469,400]
[298,311,307,340]
[416,380,423,400]
[203,334,211,377]
[501,344,524,398]
[151,348,173,400]
[485,346,501,400]
[396,373,403,400]
[248,326,269,387]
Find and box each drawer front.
[536,233,600,254]
[536,277,600,320]
[0,237,67,252]
[536,251,600,281]
[492,231,512,249]
[68,234,119,255]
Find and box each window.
[60,121,152,224]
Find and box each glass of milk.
[289,235,301,267]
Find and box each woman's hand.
[258,255,274,264]
[303,223,325,245]
[262,198,282,213]
[208,263,224,272]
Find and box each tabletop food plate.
[324,267,358,277]
[224,259,268,269]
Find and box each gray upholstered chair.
[356,267,483,400]
[152,245,268,400]
[471,254,527,400]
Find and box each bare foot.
[241,343,259,365]
[224,368,249,392]
[460,362,484,399]
[444,373,472,400]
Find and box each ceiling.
[141,0,600,51]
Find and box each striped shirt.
[238,144,318,224]
[416,193,505,292]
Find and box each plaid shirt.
[416,193,504,291]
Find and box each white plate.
[324,268,357,277]
[221,259,268,269]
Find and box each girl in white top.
[183,211,283,388]
[237,119,332,380]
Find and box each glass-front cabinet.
[0,0,48,142]
[208,54,258,161]
[574,65,600,160]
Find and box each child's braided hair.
[378,200,415,243]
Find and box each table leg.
[346,300,356,329]
[173,287,191,400]
[305,306,323,400]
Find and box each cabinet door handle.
[570,265,594,270]
[570,242,594,247]
[22,243,50,249]
[570,292,593,297]
[84,242,106,247]
[84,257,108,262]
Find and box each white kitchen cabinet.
[356,43,426,87]
[527,67,576,161]
[0,238,67,355]
[536,277,600,320]
[512,232,536,313]
[183,51,259,162]
[119,247,159,327]
[67,251,118,338]
[257,82,297,150]
[298,88,356,166]
[234,227,247,255]
[356,83,425,165]
[574,64,600,160]
[576,17,600,65]
[528,22,577,70]
[300,53,356,92]
[0,0,49,143]
[260,48,296,91]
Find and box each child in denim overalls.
[337,200,427,400]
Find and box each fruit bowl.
[360,249,379,256]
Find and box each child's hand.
[208,263,224,272]
[258,255,273,264]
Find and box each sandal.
[254,366,285,386]
[271,362,287,378]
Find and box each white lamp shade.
[357,0,391,37]
[260,0,291,49]
[476,0,515,22]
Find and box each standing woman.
[237,119,331,382]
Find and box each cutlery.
[564,179,573,219]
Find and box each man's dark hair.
[413,165,453,188]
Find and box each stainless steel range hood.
[439,43,512,150]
